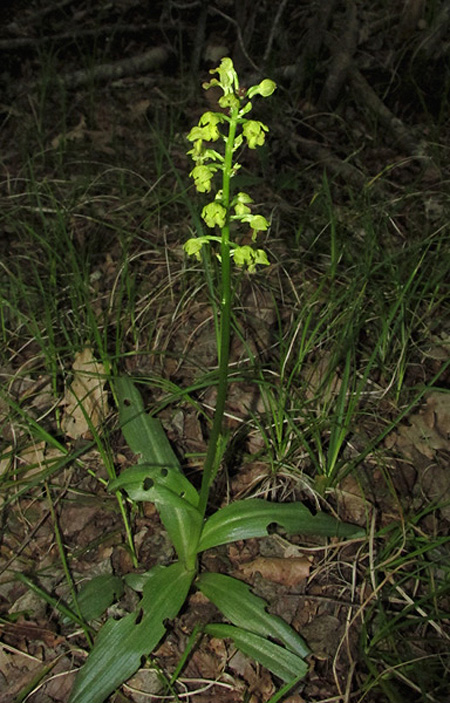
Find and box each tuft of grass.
[359,509,450,702]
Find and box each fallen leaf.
[236,556,312,588]
[61,348,108,439]
[51,115,86,149]
[392,391,449,459]
[129,98,151,120]
[301,614,342,657]
[334,474,372,525]
[303,351,341,404]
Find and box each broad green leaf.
[196,572,310,658]
[73,575,124,622]
[109,477,202,567]
[205,624,307,682]
[114,377,179,468]
[198,498,364,552]
[124,566,164,592]
[109,462,199,507]
[69,562,194,703]
[114,377,199,507]
[147,484,203,567]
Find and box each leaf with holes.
[109,461,199,507]
[198,498,364,552]
[109,476,202,568]
[204,624,308,682]
[197,572,310,658]
[69,562,195,703]
[114,377,199,505]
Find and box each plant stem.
[198,107,239,517]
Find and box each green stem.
[198,108,239,517]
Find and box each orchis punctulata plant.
[68,60,363,703]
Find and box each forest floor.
[0,2,449,703]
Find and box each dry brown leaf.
[61,348,108,439]
[303,351,341,404]
[301,614,342,657]
[393,390,449,459]
[334,474,372,525]
[0,650,43,703]
[0,442,65,487]
[51,115,86,148]
[237,556,312,588]
[421,463,450,520]
[129,98,151,120]
[424,391,450,439]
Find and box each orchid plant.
[69,59,363,703]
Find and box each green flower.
[248,214,269,233]
[234,213,270,238]
[247,79,277,99]
[202,202,227,229]
[233,191,253,217]
[184,236,210,260]
[190,164,216,193]
[232,245,270,272]
[203,57,239,96]
[242,120,268,149]
[218,92,240,111]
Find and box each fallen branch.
[58,45,172,89]
[318,0,359,108]
[0,24,163,52]
[348,66,440,180]
[291,134,365,189]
